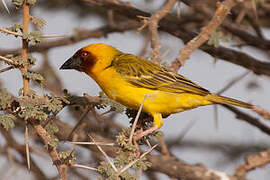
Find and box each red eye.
[81,51,88,58]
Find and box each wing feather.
[111,54,210,96]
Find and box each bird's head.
[60,43,121,75]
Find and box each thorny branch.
[171,0,242,71]
[55,119,247,180]
[2,0,270,179]
[87,0,270,76]
[21,0,31,173]
[139,0,177,63]
[235,148,270,178]
[0,22,139,55]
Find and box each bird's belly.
[95,71,212,115]
[103,83,212,115]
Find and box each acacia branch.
[235,148,270,178]
[0,28,66,38]
[171,0,241,71]
[21,1,30,96]
[146,0,177,62]
[86,0,270,76]
[222,105,270,136]
[55,119,245,180]
[0,22,139,56]
[33,124,68,180]
[0,55,18,66]
[0,128,49,180]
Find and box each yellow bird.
[60,43,252,138]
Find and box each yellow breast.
[91,67,212,116]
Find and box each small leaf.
[0,89,12,110]
[22,71,44,84]
[11,0,23,9]
[207,31,228,48]
[31,16,46,29]
[0,114,15,131]
[97,162,115,178]
[26,0,36,6]
[100,92,125,113]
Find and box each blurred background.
[1,0,270,179]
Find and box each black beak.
[60,57,81,70]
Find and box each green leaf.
[59,150,74,160]
[100,92,125,113]
[12,0,24,9]
[207,31,228,48]
[0,114,15,131]
[5,24,23,35]
[47,95,64,114]
[18,104,48,121]
[31,16,46,29]
[98,161,116,178]
[0,89,12,110]
[22,71,44,84]
[22,31,42,45]
[26,0,36,6]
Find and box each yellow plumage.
[60,43,252,130]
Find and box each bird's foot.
[132,126,159,156]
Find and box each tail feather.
[206,94,252,109]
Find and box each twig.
[0,127,49,180]
[217,71,250,94]
[214,105,219,129]
[1,0,10,14]
[21,1,32,175]
[67,106,91,140]
[119,144,158,174]
[70,141,115,146]
[145,0,177,63]
[0,28,21,36]
[170,0,241,72]
[33,124,67,180]
[0,55,17,66]
[0,66,14,73]
[25,124,31,170]
[167,120,196,148]
[71,164,98,171]
[56,117,248,180]
[107,9,116,27]
[0,28,66,38]
[0,22,139,56]
[252,106,270,120]
[21,1,30,96]
[83,93,102,103]
[89,135,118,172]
[41,34,66,38]
[222,105,270,136]
[85,0,270,76]
[159,137,170,156]
[129,95,147,144]
[235,148,270,178]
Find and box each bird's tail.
[206,94,252,109]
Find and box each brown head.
[60,43,121,75]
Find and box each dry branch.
[235,149,270,178]
[86,0,270,76]
[222,105,270,136]
[0,22,139,56]
[33,124,68,180]
[55,119,246,180]
[144,0,177,63]
[171,0,241,71]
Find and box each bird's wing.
[111,54,210,96]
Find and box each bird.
[60,43,252,139]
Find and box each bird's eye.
[81,51,89,58]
